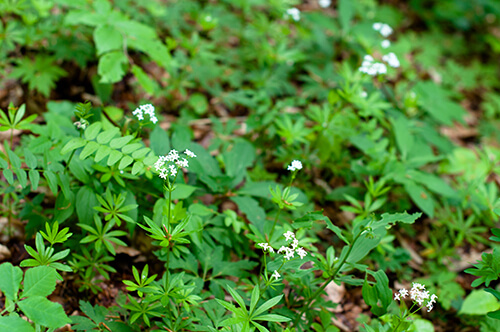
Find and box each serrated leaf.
[98,51,128,84]
[21,266,57,298]
[0,316,34,332]
[18,296,71,328]
[0,262,23,301]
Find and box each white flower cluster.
[318,0,331,8]
[287,160,302,171]
[257,231,307,261]
[286,8,300,21]
[278,231,307,260]
[382,52,400,68]
[394,283,438,312]
[359,51,400,76]
[373,22,393,37]
[154,149,197,179]
[359,55,387,76]
[133,104,158,124]
[272,270,280,280]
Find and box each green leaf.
[29,170,40,191]
[24,148,37,169]
[16,168,27,188]
[3,169,14,185]
[252,295,283,317]
[84,122,102,141]
[227,286,247,312]
[131,65,156,94]
[122,143,143,154]
[80,141,100,160]
[109,136,134,149]
[338,0,354,30]
[98,51,128,84]
[230,196,266,234]
[0,316,35,332]
[405,182,434,217]
[391,116,414,160]
[21,266,57,298]
[95,145,112,163]
[44,171,58,195]
[459,290,500,315]
[362,270,392,316]
[170,184,198,200]
[18,296,71,328]
[131,161,144,174]
[150,125,170,156]
[254,314,291,323]
[107,149,123,166]
[0,262,23,301]
[96,127,120,145]
[119,156,134,169]
[61,137,86,155]
[94,24,123,55]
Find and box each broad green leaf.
[84,122,102,141]
[150,125,170,156]
[95,145,112,163]
[338,0,354,30]
[29,170,40,190]
[61,137,86,155]
[18,296,71,328]
[391,116,414,160]
[405,182,434,217]
[230,196,266,234]
[24,148,37,169]
[119,156,134,169]
[122,143,143,154]
[459,290,500,315]
[412,319,435,332]
[44,170,58,195]
[96,127,119,145]
[107,149,123,166]
[0,316,34,332]
[362,270,392,316]
[94,24,123,55]
[171,184,197,200]
[98,50,128,84]
[16,168,27,188]
[131,161,144,174]
[80,141,100,160]
[131,65,156,94]
[110,136,134,149]
[3,169,14,185]
[0,262,23,301]
[22,266,57,298]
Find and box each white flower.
[287,160,302,171]
[381,39,391,48]
[185,149,197,158]
[399,288,408,298]
[372,22,383,31]
[283,231,295,241]
[318,0,331,8]
[133,104,158,123]
[394,293,401,301]
[169,164,177,177]
[296,247,307,259]
[360,90,367,98]
[382,52,400,68]
[272,270,280,280]
[176,158,189,168]
[291,239,299,249]
[395,283,437,312]
[373,23,393,37]
[359,55,387,76]
[286,8,300,21]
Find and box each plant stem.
[64,130,83,173]
[268,209,282,242]
[292,228,365,327]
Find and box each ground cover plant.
[1,0,500,331]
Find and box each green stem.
[292,228,366,327]
[268,172,296,241]
[268,209,282,242]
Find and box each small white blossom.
[176,158,189,168]
[382,52,400,68]
[272,270,280,280]
[360,90,368,98]
[291,239,299,250]
[381,39,391,48]
[287,160,303,171]
[373,22,393,37]
[283,231,295,241]
[286,8,300,21]
[296,247,307,259]
[169,164,177,177]
[359,55,387,76]
[318,0,331,8]
[185,149,197,158]
[133,104,158,123]
[394,283,437,312]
